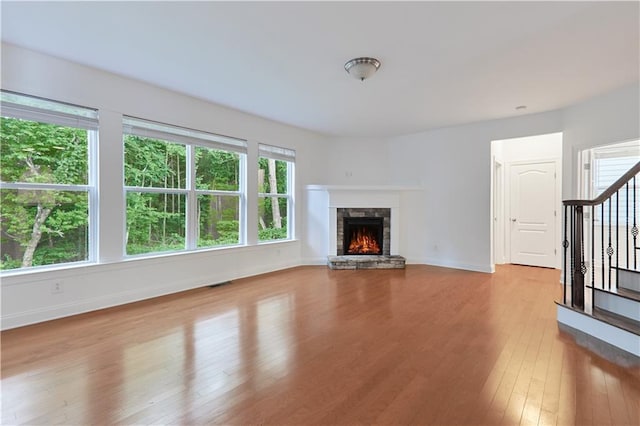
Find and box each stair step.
[557,302,640,357]
[613,267,640,292]
[617,286,640,302]
[611,266,640,272]
[592,307,640,336]
[591,285,640,302]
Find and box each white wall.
[563,83,640,199]
[0,43,330,329]
[324,137,391,185]
[386,112,564,272]
[494,132,563,163]
[380,83,638,273]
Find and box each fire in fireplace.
[344,217,383,255]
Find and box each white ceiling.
[2,1,638,137]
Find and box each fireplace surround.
[337,208,390,255]
[304,185,417,268]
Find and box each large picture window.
[258,144,295,242]
[123,117,246,256]
[0,91,98,271]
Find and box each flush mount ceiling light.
[344,57,381,81]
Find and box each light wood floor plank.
[2,264,639,425]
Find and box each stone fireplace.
[337,208,390,255]
[304,185,415,269]
[331,205,404,269]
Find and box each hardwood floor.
[1,264,639,425]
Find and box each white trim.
[302,257,328,265]
[306,185,422,192]
[557,304,640,356]
[0,182,91,191]
[1,91,98,130]
[258,143,295,162]
[1,256,303,330]
[594,290,640,322]
[124,186,189,194]
[415,257,494,273]
[123,116,247,153]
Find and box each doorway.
[491,133,562,269]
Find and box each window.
[258,144,295,242]
[0,91,98,271]
[585,140,640,224]
[123,117,246,256]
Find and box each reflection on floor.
[1,264,639,425]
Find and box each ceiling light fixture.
[344,57,381,81]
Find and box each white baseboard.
[301,257,327,265]
[1,258,303,330]
[1,277,210,330]
[413,257,494,273]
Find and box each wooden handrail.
[564,160,640,206]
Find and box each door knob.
[511,218,517,222]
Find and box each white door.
[510,162,556,267]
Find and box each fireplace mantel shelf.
[306,185,422,192]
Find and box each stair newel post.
[573,205,585,309]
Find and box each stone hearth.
[328,255,406,270]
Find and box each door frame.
[493,159,505,265]
[505,158,562,268]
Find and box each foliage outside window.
[258,144,295,242]
[123,117,246,255]
[0,91,97,271]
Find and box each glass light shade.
[344,57,381,81]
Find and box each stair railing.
[563,161,640,311]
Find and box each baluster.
[602,202,605,289]
[608,198,613,290]
[634,175,637,269]
[616,191,619,288]
[591,204,595,311]
[627,182,630,269]
[563,205,568,304]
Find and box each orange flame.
[347,227,381,254]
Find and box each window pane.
[258,158,288,194]
[1,117,89,185]
[1,189,89,270]
[195,147,240,191]
[124,135,186,188]
[197,195,240,247]
[126,192,186,255]
[258,196,288,241]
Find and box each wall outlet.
[51,280,64,294]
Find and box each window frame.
[122,117,247,256]
[0,91,98,272]
[257,144,295,242]
[585,140,640,225]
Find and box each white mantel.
[304,185,422,264]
